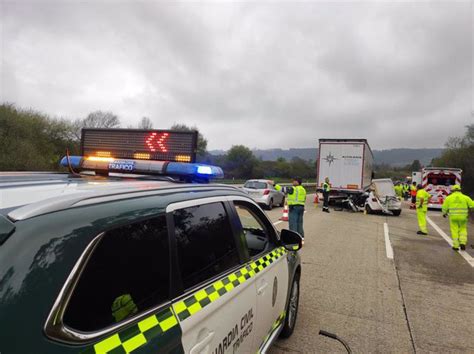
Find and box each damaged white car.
[365,178,402,216]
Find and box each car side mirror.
[280,229,303,251]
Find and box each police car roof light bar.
[59,156,224,181]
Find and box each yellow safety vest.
[441,191,474,220]
[394,185,403,196]
[323,182,331,193]
[112,294,138,322]
[416,189,431,212]
[275,184,306,206]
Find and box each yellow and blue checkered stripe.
[85,307,180,354]
[173,247,287,321]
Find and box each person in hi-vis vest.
[416,184,431,235]
[442,185,474,251]
[273,178,307,238]
[410,182,417,209]
[322,177,331,213]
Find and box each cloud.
[1,1,472,150]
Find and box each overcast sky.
[1,1,472,150]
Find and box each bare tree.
[138,117,153,129]
[72,111,120,140]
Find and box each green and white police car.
[0,129,302,354]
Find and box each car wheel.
[267,199,273,210]
[365,204,373,214]
[279,197,285,207]
[392,209,401,216]
[280,274,299,338]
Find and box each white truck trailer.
[317,138,374,198]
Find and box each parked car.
[0,169,302,354]
[242,179,285,210]
[0,128,303,354]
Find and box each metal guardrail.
[226,183,317,187]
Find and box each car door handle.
[190,331,215,354]
[257,281,268,295]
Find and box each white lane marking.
[426,217,453,244]
[383,222,394,259]
[427,216,474,268]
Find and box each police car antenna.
[65,148,81,177]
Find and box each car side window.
[63,215,170,332]
[174,202,240,290]
[234,202,271,257]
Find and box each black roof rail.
[0,215,15,245]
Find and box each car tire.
[280,274,299,338]
[365,204,373,214]
[267,199,273,210]
[279,197,285,207]
[392,209,401,216]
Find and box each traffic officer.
[322,177,331,213]
[403,183,409,200]
[394,183,403,199]
[416,184,431,235]
[410,182,417,209]
[273,178,307,237]
[441,185,474,251]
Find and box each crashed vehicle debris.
[365,178,402,216]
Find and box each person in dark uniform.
[322,177,331,213]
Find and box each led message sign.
[81,129,198,163]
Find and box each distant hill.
[373,149,444,167]
[209,148,443,167]
[254,148,317,161]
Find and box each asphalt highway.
[266,196,474,353]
